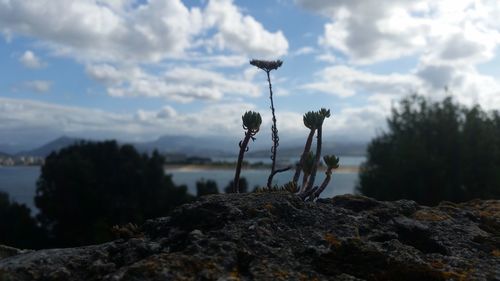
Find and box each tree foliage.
[224,177,248,194]
[0,191,46,249]
[196,179,219,197]
[35,141,194,247]
[357,95,500,205]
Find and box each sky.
[1,0,500,151]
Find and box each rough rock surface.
[0,193,499,280]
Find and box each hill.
[12,135,239,158]
[133,135,237,157]
[15,136,81,157]
[17,135,367,159]
[0,151,11,158]
[0,193,498,280]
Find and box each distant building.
[0,155,44,166]
[0,157,15,166]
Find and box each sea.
[0,156,364,213]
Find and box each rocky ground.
[0,193,499,281]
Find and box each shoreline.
[165,164,360,174]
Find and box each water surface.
[0,163,360,213]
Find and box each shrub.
[0,191,47,249]
[357,94,500,205]
[224,178,248,193]
[35,140,194,247]
[196,179,219,197]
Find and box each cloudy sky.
[2,0,500,150]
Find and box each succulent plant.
[282,181,298,193]
[233,111,262,193]
[303,111,319,130]
[301,108,331,195]
[311,155,340,200]
[323,155,340,170]
[301,152,315,189]
[242,111,262,134]
[295,108,331,194]
[250,59,287,189]
[319,108,331,119]
[293,111,320,188]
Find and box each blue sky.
[2,0,500,150]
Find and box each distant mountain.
[16,136,82,157]
[13,135,239,159]
[0,144,29,155]
[12,135,368,159]
[133,135,239,157]
[0,151,11,158]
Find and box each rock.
[0,245,31,260]
[0,193,499,280]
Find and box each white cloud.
[24,80,52,93]
[0,97,129,146]
[1,0,289,109]
[303,61,500,112]
[0,91,389,148]
[0,0,204,63]
[204,0,288,58]
[156,106,177,119]
[297,0,500,64]
[86,64,261,102]
[19,50,45,69]
[315,52,337,63]
[299,0,429,64]
[295,0,500,117]
[303,65,421,98]
[0,0,288,63]
[0,97,264,143]
[416,62,500,110]
[416,64,456,90]
[187,54,249,68]
[325,104,389,141]
[7,0,500,145]
[292,46,315,56]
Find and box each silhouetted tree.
[196,179,219,197]
[0,191,46,249]
[35,141,194,247]
[357,95,500,205]
[225,177,248,193]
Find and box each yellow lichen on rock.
[323,233,341,247]
[414,209,451,221]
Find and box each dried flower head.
[249,59,283,72]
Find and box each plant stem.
[233,132,251,193]
[302,171,310,191]
[305,126,322,191]
[293,129,315,187]
[299,186,318,201]
[313,170,332,199]
[266,70,279,189]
